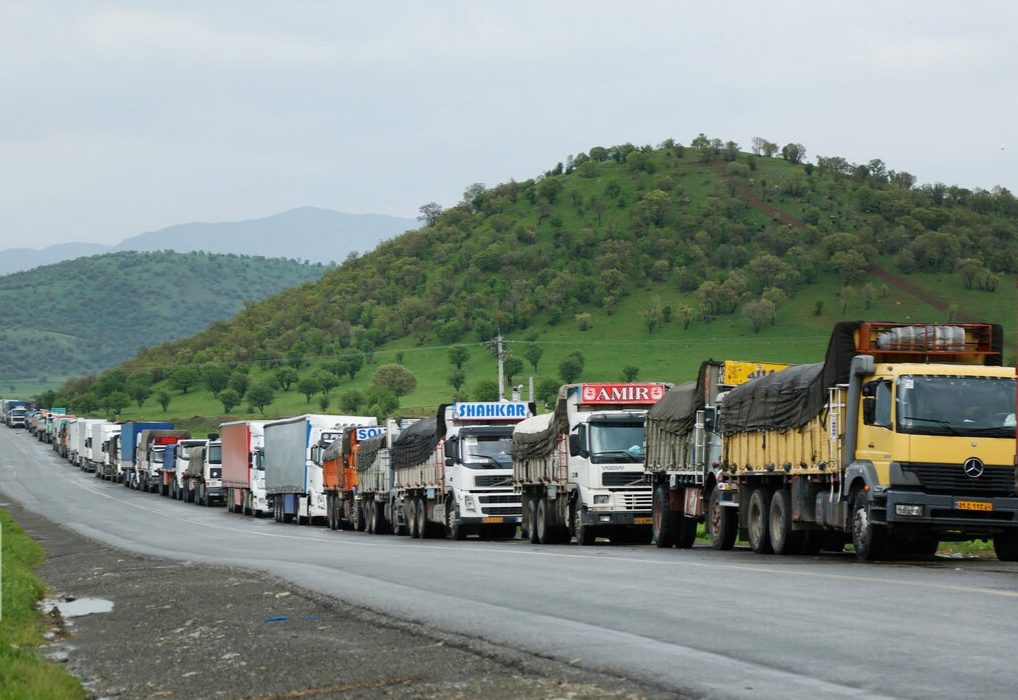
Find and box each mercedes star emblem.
[963,458,984,479]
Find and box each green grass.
[0,509,85,699]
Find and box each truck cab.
[437,401,530,539]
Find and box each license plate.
[483,517,503,524]
[634,516,653,525]
[955,500,993,512]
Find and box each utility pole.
[482,332,508,400]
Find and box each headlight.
[895,504,923,517]
[464,495,476,512]
[594,494,609,505]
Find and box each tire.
[406,498,418,538]
[851,490,887,561]
[652,483,676,548]
[448,497,466,541]
[171,480,179,501]
[198,484,206,506]
[676,513,697,549]
[243,492,253,516]
[747,488,773,554]
[355,501,367,532]
[367,501,377,534]
[536,498,554,545]
[273,500,282,523]
[574,504,595,546]
[769,489,801,555]
[527,499,539,544]
[372,501,387,535]
[708,486,737,550]
[415,497,428,539]
[993,531,1018,561]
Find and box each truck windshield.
[150,448,165,464]
[589,421,645,463]
[897,375,1016,438]
[461,435,513,469]
[207,445,223,464]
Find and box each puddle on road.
[42,597,114,619]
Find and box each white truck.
[393,401,532,540]
[265,414,377,525]
[66,418,87,467]
[135,429,190,492]
[83,420,120,474]
[167,438,210,500]
[644,360,788,549]
[221,420,270,517]
[512,383,669,545]
[183,438,224,506]
[94,424,123,481]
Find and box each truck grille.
[903,463,1014,496]
[622,492,653,511]
[479,494,520,505]
[475,474,513,487]
[602,471,646,487]
[482,506,522,516]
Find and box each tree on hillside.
[228,370,249,399]
[417,202,443,226]
[503,356,524,386]
[559,351,585,384]
[742,299,775,334]
[202,364,231,396]
[340,389,365,413]
[341,353,364,381]
[677,305,694,330]
[169,366,199,394]
[525,344,543,372]
[273,366,299,391]
[219,388,241,414]
[74,393,99,415]
[781,143,807,164]
[829,250,869,285]
[156,390,171,412]
[536,378,561,409]
[448,367,466,397]
[621,365,640,381]
[368,390,399,421]
[472,380,499,402]
[128,381,151,408]
[448,346,469,371]
[372,364,417,398]
[313,369,340,395]
[298,375,322,403]
[247,382,275,416]
[103,390,130,418]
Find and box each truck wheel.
[708,486,737,550]
[536,498,552,544]
[364,502,375,534]
[574,506,595,546]
[653,483,676,548]
[198,484,206,506]
[373,502,387,534]
[448,499,466,541]
[993,532,1018,561]
[851,490,887,561]
[527,499,539,544]
[747,489,773,554]
[243,492,253,516]
[171,480,179,500]
[769,489,801,555]
[676,513,697,549]
[415,497,428,539]
[406,499,418,538]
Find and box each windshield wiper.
[465,453,511,468]
[901,416,959,436]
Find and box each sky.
[1,1,1016,249]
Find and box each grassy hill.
[0,251,328,386]
[47,137,1018,428]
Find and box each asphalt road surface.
[4,426,1018,699]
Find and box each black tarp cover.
[356,434,385,472]
[391,416,440,469]
[322,438,343,463]
[719,321,1004,434]
[645,360,722,437]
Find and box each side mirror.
[445,457,454,467]
[568,432,581,457]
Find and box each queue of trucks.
[6,321,1018,562]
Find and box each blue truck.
[118,421,173,489]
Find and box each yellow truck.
[719,321,1017,561]
[644,360,788,550]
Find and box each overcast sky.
[1,1,1015,249]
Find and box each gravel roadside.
[4,498,673,700]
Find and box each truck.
[2,398,28,425]
[6,406,28,429]
[164,438,209,500]
[644,360,788,549]
[118,421,173,489]
[718,321,1018,561]
[321,424,386,530]
[95,426,123,481]
[264,414,377,524]
[393,401,532,540]
[221,421,270,516]
[355,417,421,535]
[512,383,669,545]
[80,419,114,472]
[184,438,224,506]
[136,429,190,493]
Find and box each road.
[4,426,1018,700]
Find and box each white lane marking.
[65,477,1018,601]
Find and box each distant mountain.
[0,207,416,275]
[0,250,329,380]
